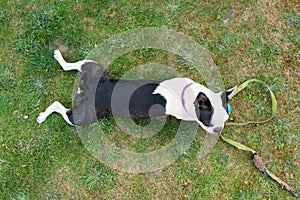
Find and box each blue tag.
[228,104,232,114]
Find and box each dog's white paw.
[37,112,47,123]
[54,49,62,61]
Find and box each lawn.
[0,0,299,199]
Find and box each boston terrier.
[37,50,236,134]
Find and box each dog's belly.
[95,80,167,119]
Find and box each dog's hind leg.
[54,50,93,72]
[37,101,74,125]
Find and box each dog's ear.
[226,86,237,100]
[198,92,208,103]
[196,92,211,109]
[194,92,213,127]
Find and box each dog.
[37,50,236,134]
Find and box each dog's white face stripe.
[209,92,229,126]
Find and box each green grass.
[1,0,299,199]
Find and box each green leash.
[221,78,278,153]
[226,79,278,126]
[220,79,300,198]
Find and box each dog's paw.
[54,49,62,61]
[37,112,47,123]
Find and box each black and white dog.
[37,50,236,134]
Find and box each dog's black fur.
[67,63,169,126]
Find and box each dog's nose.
[213,126,223,133]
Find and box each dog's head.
[194,86,237,134]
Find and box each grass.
[0,0,299,199]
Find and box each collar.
[181,82,194,111]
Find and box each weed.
[13,33,42,56]
[81,163,118,193]
[247,38,280,65]
[246,93,256,103]
[98,117,115,134]
[286,12,299,27]
[29,78,48,95]
[168,0,187,13]
[0,11,11,24]
[30,4,64,33]
[44,190,62,200]
[0,63,17,90]
[215,32,238,52]
[11,189,30,200]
